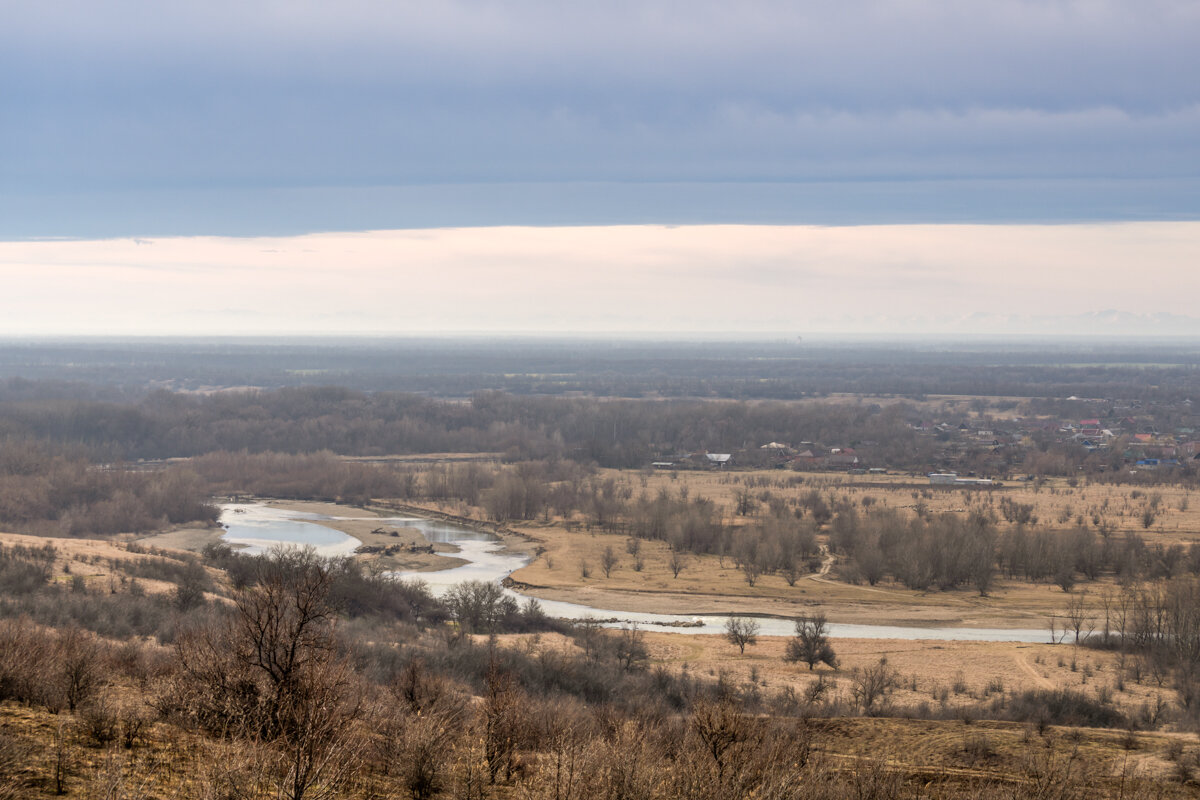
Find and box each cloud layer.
[3,2,1199,235]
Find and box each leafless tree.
[56,626,104,713]
[483,661,527,784]
[615,625,649,671]
[780,558,800,587]
[851,658,898,715]
[685,699,763,793]
[274,659,365,800]
[173,548,364,800]
[669,551,688,579]
[518,707,591,800]
[1064,591,1095,645]
[723,617,760,654]
[600,546,618,578]
[377,684,465,800]
[741,559,761,587]
[784,614,838,671]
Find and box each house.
[705,453,733,467]
[826,453,861,470]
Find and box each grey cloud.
[2,1,1199,235]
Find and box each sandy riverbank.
[136,499,529,573]
[265,500,470,572]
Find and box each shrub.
[1003,688,1126,729]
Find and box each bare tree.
[56,626,104,713]
[483,660,527,784]
[723,617,760,654]
[784,614,838,671]
[600,546,619,578]
[781,558,800,587]
[627,537,645,572]
[851,658,898,715]
[1047,613,1064,645]
[446,580,519,633]
[741,559,761,587]
[375,662,466,800]
[173,547,364,800]
[687,699,761,790]
[1064,591,1095,645]
[669,551,688,579]
[521,708,590,800]
[577,617,604,661]
[615,625,649,671]
[276,658,365,800]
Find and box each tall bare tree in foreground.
[172,547,364,800]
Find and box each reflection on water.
[222,504,1050,643]
[220,504,362,556]
[219,505,494,558]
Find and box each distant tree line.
[5,340,1200,401]
[2,379,1199,479]
[0,440,218,536]
[0,384,935,467]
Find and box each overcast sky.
[3,2,1199,334]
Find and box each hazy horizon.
[3,222,1199,337]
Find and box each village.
[647,396,1200,482]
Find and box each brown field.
[494,629,1173,728]
[3,695,1190,798]
[641,631,1168,720]
[378,467,1197,630]
[0,530,203,599]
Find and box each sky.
[4,223,1200,336]
[3,1,1199,335]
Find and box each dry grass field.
[2,691,1192,798]
[0,531,206,600]
[376,467,1198,629]
[495,629,1174,729]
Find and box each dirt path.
[1012,651,1054,690]
[811,545,835,578]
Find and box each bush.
[78,699,120,747]
[1003,688,1127,729]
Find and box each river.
[219,503,1052,643]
